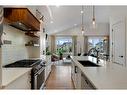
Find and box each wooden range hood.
[4,8,40,31]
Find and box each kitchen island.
[2,68,31,89]
[71,56,127,89]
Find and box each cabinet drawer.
[81,73,95,89]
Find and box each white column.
[72,36,77,56]
[84,36,88,54]
[40,22,46,60]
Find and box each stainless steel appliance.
[4,59,45,89]
[32,64,45,89]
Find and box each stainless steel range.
[4,59,45,89]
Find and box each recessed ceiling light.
[80,10,84,14]
[56,5,60,8]
[19,22,22,25]
[54,30,57,33]
[74,24,77,26]
[50,21,53,24]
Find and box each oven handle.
[34,74,37,89]
[35,68,45,76]
[34,68,45,89]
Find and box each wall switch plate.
[3,40,12,44]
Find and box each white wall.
[2,24,28,65]
[77,36,84,54]
[110,6,127,17]
[54,23,109,55]
[2,24,40,66]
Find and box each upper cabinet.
[4,8,40,31]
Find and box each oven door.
[34,68,45,89]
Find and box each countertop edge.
[71,56,127,89]
[2,68,32,89]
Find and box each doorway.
[112,21,126,65]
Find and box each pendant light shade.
[81,27,84,34]
[81,6,85,34]
[92,18,95,25]
[92,6,95,25]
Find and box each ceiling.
[39,6,111,34]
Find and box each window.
[56,37,72,55]
[88,36,109,60]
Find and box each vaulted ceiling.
[39,6,111,34]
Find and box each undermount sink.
[78,60,100,67]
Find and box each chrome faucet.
[88,48,100,64]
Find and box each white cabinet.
[71,62,76,87]
[71,60,95,89]
[71,60,81,89]
[81,73,95,89]
[75,66,81,89]
[3,71,31,89]
[110,16,126,66]
[45,55,52,81]
[71,60,75,84]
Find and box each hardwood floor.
[45,64,74,89]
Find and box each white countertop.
[2,68,31,88]
[71,56,127,89]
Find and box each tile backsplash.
[2,24,40,66]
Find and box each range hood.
[4,8,40,31]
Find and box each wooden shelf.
[25,32,39,38]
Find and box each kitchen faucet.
[88,47,100,64]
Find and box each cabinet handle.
[75,66,77,73]
[119,56,123,58]
[85,79,89,84]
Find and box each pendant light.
[92,6,95,25]
[81,6,84,35]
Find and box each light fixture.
[54,30,57,33]
[19,22,22,25]
[50,21,53,24]
[74,24,77,26]
[81,6,85,35]
[56,5,60,8]
[92,6,95,25]
[80,10,84,14]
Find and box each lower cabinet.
[71,61,81,89]
[4,71,31,89]
[71,61,75,85]
[81,73,95,89]
[74,66,81,89]
[45,63,52,81]
[45,55,52,81]
[71,60,95,89]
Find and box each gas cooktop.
[4,59,42,68]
